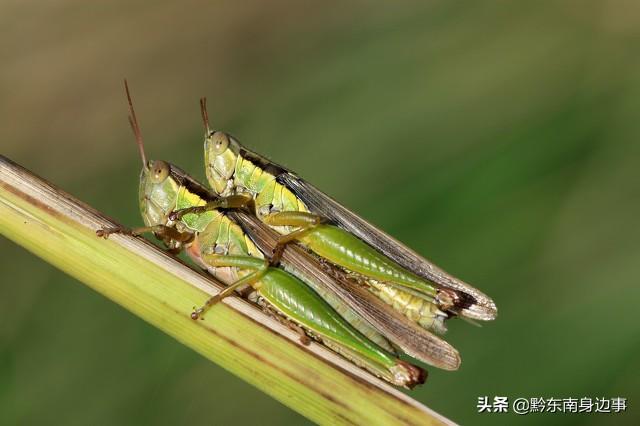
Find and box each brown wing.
[231,210,461,370]
[278,172,497,321]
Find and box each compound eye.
[210,132,230,154]
[149,160,170,183]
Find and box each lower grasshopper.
[96,81,432,387]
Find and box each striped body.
[367,281,447,334]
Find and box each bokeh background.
[1,1,638,424]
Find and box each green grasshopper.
[172,99,496,327]
[97,81,436,387]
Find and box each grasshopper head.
[138,159,180,227]
[199,97,240,196]
[204,130,239,196]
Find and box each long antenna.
[124,79,147,168]
[200,97,211,135]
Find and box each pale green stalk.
[0,155,453,426]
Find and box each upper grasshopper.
[173,99,496,327]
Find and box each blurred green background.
[1,1,638,424]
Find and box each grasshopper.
[96,81,447,387]
[171,99,496,327]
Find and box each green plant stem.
[0,155,453,426]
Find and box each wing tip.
[440,348,462,371]
[460,302,498,321]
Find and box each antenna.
[200,97,211,135]
[124,79,147,168]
